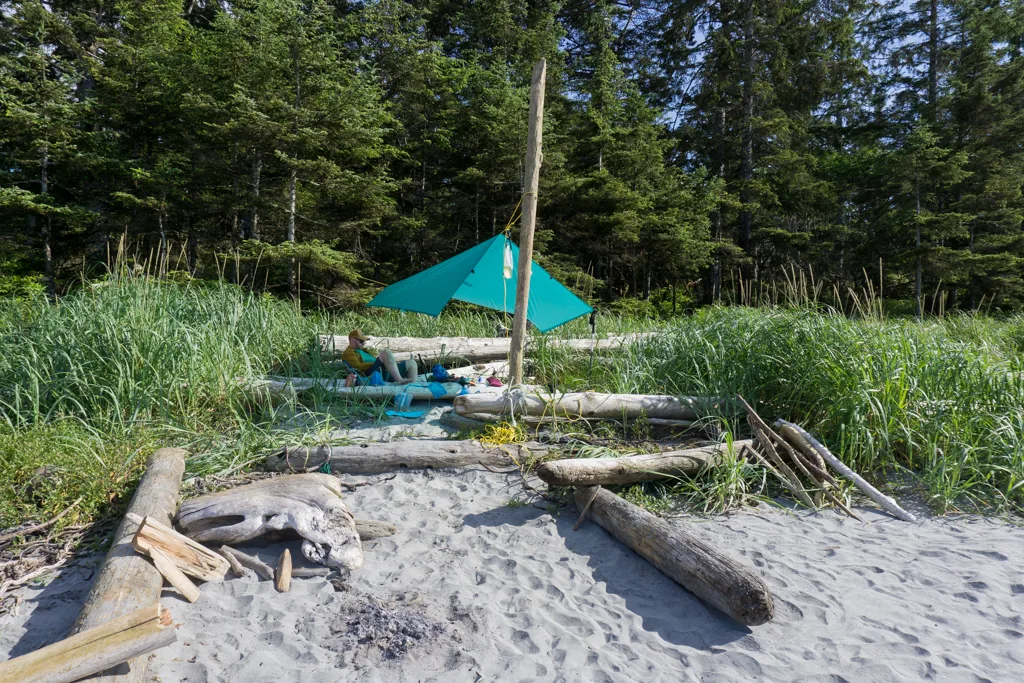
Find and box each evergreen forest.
[2,0,1023,316]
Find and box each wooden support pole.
[574,486,774,626]
[0,604,176,683]
[537,440,753,487]
[509,58,546,388]
[71,447,186,683]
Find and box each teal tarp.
[366,234,593,332]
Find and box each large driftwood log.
[265,440,545,474]
[458,411,696,429]
[537,440,753,487]
[575,486,774,626]
[177,474,363,571]
[319,333,658,365]
[775,419,917,522]
[254,377,463,401]
[71,447,186,683]
[0,604,175,683]
[454,391,728,421]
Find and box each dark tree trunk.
[40,143,56,299]
[738,6,755,286]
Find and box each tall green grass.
[535,307,1024,513]
[0,275,327,530]
[3,274,1023,530]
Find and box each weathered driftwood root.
[71,447,186,683]
[575,486,774,626]
[219,546,273,580]
[0,604,176,683]
[217,545,254,579]
[265,440,544,474]
[177,474,363,571]
[454,391,729,422]
[536,440,753,487]
[776,419,917,522]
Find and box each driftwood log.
[0,604,175,683]
[453,391,729,422]
[265,440,545,474]
[71,447,186,683]
[574,486,774,626]
[456,412,696,430]
[776,419,917,522]
[319,333,658,365]
[177,474,363,571]
[537,440,753,487]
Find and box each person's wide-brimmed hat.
[348,329,369,341]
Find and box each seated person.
[341,329,418,385]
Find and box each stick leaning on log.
[574,486,774,626]
[775,419,917,522]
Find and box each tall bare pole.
[509,59,546,387]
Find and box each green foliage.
[538,306,1024,513]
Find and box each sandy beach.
[2,458,1023,682]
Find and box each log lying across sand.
[319,333,658,365]
[265,440,547,474]
[0,604,176,683]
[537,440,753,486]
[575,486,774,626]
[71,447,186,683]
[454,391,729,422]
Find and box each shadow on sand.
[4,558,101,659]
[462,502,751,650]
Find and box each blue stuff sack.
[368,370,384,386]
[431,364,456,382]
